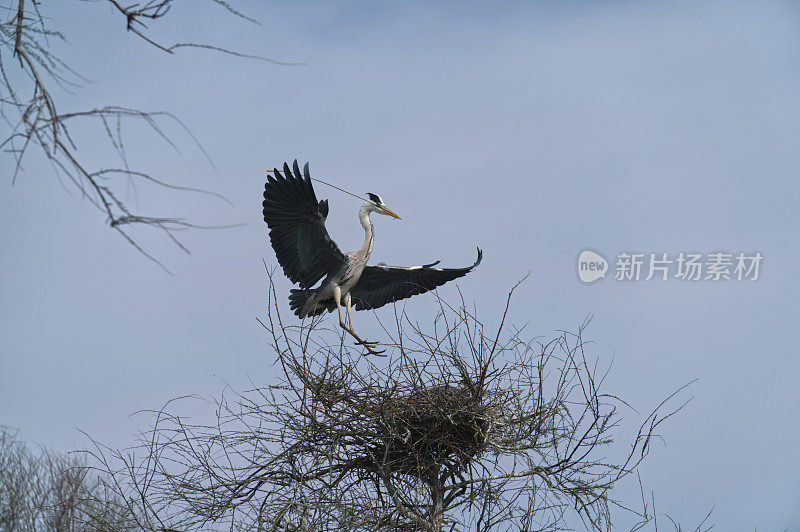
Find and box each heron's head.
[365,192,401,219]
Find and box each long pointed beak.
[382,207,402,220]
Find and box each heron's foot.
[354,338,380,347]
[345,328,386,356]
[355,339,386,355]
[361,343,386,356]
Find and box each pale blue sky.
[2,1,799,529]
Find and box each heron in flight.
[262,160,482,355]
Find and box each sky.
[1,0,799,529]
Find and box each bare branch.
[1,1,295,268]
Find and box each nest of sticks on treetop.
[373,380,497,478]
[309,369,502,480]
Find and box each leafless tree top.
[80,273,702,531]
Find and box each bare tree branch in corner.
[0,426,138,531]
[0,1,303,272]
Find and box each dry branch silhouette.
[0,426,137,531]
[1,1,298,271]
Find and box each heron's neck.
[358,205,375,260]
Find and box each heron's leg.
[345,293,353,328]
[342,293,385,356]
[344,294,381,348]
[333,286,347,329]
[345,293,363,336]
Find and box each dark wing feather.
[263,160,346,288]
[350,249,483,311]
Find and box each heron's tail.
[289,289,334,318]
[288,289,311,317]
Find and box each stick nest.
[309,370,501,480]
[374,383,496,477]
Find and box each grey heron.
[262,160,482,355]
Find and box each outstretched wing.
[350,249,483,310]
[263,160,346,288]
